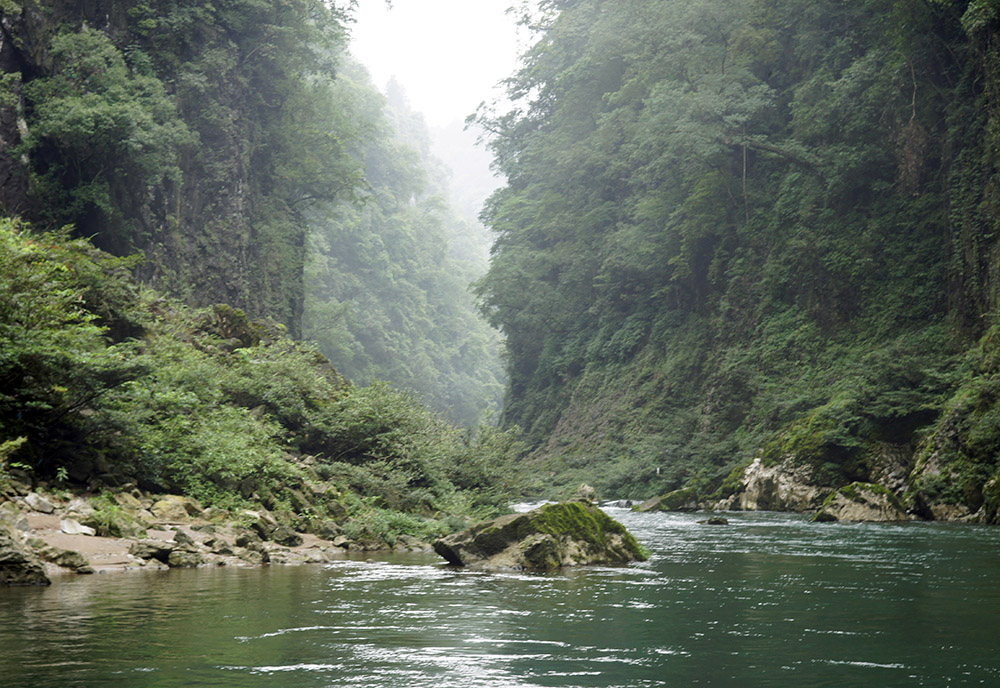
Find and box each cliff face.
[0,0,358,336]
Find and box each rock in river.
[634,487,699,513]
[433,501,647,572]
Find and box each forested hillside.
[0,0,515,541]
[0,0,501,425]
[477,0,1000,519]
[304,67,503,427]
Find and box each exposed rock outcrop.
[723,457,833,512]
[433,502,647,571]
[698,516,729,525]
[812,482,910,523]
[0,524,50,586]
[27,539,95,574]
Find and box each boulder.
[235,547,268,565]
[242,509,279,540]
[167,550,204,568]
[24,492,56,514]
[204,537,234,556]
[812,482,909,523]
[171,528,197,549]
[393,534,430,552]
[114,492,145,512]
[235,527,266,552]
[311,519,343,541]
[0,525,50,586]
[698,516,729,525]
[0,501,21,526]
[572,484,598,503]
[271,525,303,547]
[28,540,94,574]
[635,487,699,512]
[433,501,647,572]
[65,498,96,521]
[129,539,175,564]
[60,518,97,536]
[150,495,202,521]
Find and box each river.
[1,505,999,687]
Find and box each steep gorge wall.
[0,0,356,335]
[478,0,1000,508]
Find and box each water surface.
[2,507,998,686]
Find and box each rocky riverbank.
[0,484,431,586]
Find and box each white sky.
[348,0,524,127]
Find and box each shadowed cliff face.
[0,0,359,337]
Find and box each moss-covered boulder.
[634,487,699,512]
[433,501,647,571]
[811,482,909,523]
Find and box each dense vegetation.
[0,219,522,539]
[0,1,502,425]
[6,0,1000,527]
[0,0,515,537]
[1,0,362,334]
[476,0,1000,515]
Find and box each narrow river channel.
[2,505,999,686]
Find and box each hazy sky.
[349,0,524,127]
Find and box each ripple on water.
[3,510,1000,687]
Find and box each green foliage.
[6,0,362,334]
[909,324,1000,518]
[0,219,144,465]
[20,27,192,234]
[0,224,522,529]
[84,493,144,538]
[475,0,972,497]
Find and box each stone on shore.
[271,525,303,547]
[60,518,97,536]
[129,539,175,564]
[167,550,205,568]
[25,493,56,514]
[0,525,50,586]
[150,495,202,522]
[433,501,647,572]
[812,482,909,523]
[28,539,94,574]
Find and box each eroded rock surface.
[433,502,647,571]
[728,457,833,512]
[812,482,910,523]
[0,524,50,586]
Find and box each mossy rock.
[433,501,647,571]
[634,487,699,512]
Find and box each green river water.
[1,506,999,687]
